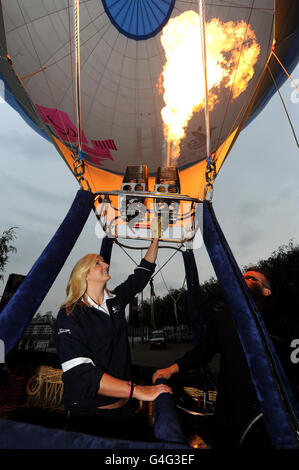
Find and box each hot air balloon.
[0,0,298,241]
[0,0,298,449]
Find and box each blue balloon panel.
[102,0,175,40]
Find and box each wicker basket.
[183,387,217,403]
[26,365,64,410]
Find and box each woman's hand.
[133,383,173,401]
[152,364,179,384]
[98,373,172,401]
[150,215,162,239]
[144,237,159,263]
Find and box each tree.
[139,239,299,330]
[244,239,299,326]
[0,227,17,282]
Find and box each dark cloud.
[0,127,56,161]
[11,206,61,227]
[1,66,299,315]
[2,171,71,205]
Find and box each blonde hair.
[62,253,98,315]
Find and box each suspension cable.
[152,244,183,279]
[198,0,210,158]
[114,240,139,267]
[158,258,186,302]
[198,1,216,200]
[113,239,184,279]
[272,48,299,94]
[71,0,91,191]
[114,239,184,252]
[73,0,82,154]
[267,63,299,148]
[157,260,186,325]
[68,0,77,140]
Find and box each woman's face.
[86,256,111,284]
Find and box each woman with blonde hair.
[62,253,113,315]
[55,235,172,439]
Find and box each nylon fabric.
[0,189,94,355]
[182,249,204,346]
[0,416,190,449]
[154,379,187,445]
[2,1,298,199]
[202,201,299,449]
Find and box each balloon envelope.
[0,0,298,198]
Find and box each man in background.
[153,268,299,448]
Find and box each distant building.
[17,313,55,352]
[0,273,25,312]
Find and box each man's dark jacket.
[177,307,260,443]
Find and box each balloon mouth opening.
[121,165,181,195]
[94,164,201,244]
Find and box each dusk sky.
[0,63,298,316]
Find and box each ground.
[130,341,192,369]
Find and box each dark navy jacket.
[55,258,155,412]
[176,306,260,442]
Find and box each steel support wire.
[198,0,211,160]
[73,0,82,154]
[198,1,216,200]
[72,0,91,191]
[267,63,299,148]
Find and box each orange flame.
[159,11,260,164]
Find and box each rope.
[198,0,211,159]
[151,244,184,280]
[114,240,139,266]
[272,49,299,94]
[266,64,299,148]
[73,0,82,153]
[26,366,64,409]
